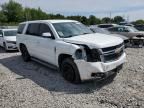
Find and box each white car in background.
[0,29,17,51]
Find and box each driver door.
[35,23,56,65]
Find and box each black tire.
[20,45,31,62]
[61,58,81,84]
[3,43,8,52]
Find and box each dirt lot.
[0,47,144,108]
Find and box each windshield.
[53,22,93,38]
[4,30,17,36]
[90,27,110,34]
[128,27,139,32]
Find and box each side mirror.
[42,32,51,38]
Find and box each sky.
[0,0,144,21]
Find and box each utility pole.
[110,11,112,23]
[127,15,129,22]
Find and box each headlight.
[75,49,83,59]
[86,49,101,62]
[75,46,87,60]
[74,45,101,62]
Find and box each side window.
[108,27,118,32]
[17,24,25,34]
[39,24,51,36]
[123,28,129,32]
[26,23,40,36]
[118,28,124,32]
[0,30,3,36]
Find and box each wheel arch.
[58,54,72,67]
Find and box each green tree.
[88,15,101,25]
[0,11,7,23]
[102,17,111,23]
[54,14,65,19]
[80,16,88,25]
[113,16,125,24]
[1,0,24,22]
[67,15,82,22]
[134,20,144,25]
[24,7,49,21]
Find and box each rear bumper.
[74,52,126,81]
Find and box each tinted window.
[39,24,51,36]
[108,27,118,32]
[90,27,110,34]
[118,27,124,32]
[17,24,25,34]
[117,27,129,32]
[26,23,39,36]
[98,25,113,28]
[0,30,3,36]
[134,25,144,31]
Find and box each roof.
[0,29,17,31]
[20,20,78,24]
[98,23,118,26]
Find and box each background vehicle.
[134,25,144,31]
[17,20,126,83]
[89,26,130,47]
[0,29,17,51]
[98,24,118,28]
[108,26,144,46]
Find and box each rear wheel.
[61,58,81,84]
[20,45,31,62]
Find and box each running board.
[31,57,58,70]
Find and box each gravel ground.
[0,47,144,108]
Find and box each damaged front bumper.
[74,52,126,81]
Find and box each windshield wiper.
[63,35,73,38]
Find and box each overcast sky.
[0,0,144,21]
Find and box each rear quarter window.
[17,24,26,34]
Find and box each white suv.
[17,20,126,83]
[0,29,17,51]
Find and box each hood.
[63,33,123,49]
[111,34,128,40]
[4,36,16,42]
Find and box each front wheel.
[3,43,8,52]
[61,58,81,84]
[20,45,31,62]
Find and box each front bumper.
[6,43,17,50]
[74,52,126,81]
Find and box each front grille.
[102,43,124,52]
[101,43,124,62]
[103,49,123,62]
